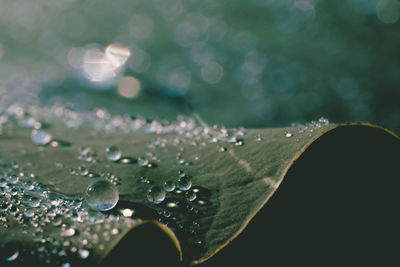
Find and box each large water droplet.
[147,186,166,204]
[106,146,122,162]
[85,179,119,211]
[177,176,192,191]
[31,129,51,145]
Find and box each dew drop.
[147,186,166,204]
[217,145,227,152]
[111,228,119,235]
[8,175,19,184]
[138,157,149,167]
[85,179,119,211]
[106,146,122,162]
[4,249,19,262]
[78,249,90,259]
[78,165,89,176]
[0,177,6,187]
[235,138,244,146]
[52,214,62,226]
[31,129,52,145]
[177,176,192,191]
[163,180,176,192]
[186,190,197,201]
[24,208,35,218]
[61,228,76,237]
[139,176,148,183]
[0,202,9,211]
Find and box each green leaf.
[0,115,399,266]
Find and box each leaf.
[0,114,399,266]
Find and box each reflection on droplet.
[4,249,19,262]
[83,48,116,83]
[186,190,197,201]
[121,208,134,217]
[117,76,141,99]
[78,43,131,86]
[166,202,178,208]
[78,249,90,259]
[85,179,119,211]
[105,44,131,68]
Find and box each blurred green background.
[0,0,399,133]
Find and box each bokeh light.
[0,0,399,133]
[118,76,141,99]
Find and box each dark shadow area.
[200,125,400,266]
[99,222,181,267]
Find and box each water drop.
[163,180,175,192]
[217,145,227,152]
[138,157,149,167]
[78,165,89,176]
[85,179,119,211]
[24,208,35,218]
[61,228,76,237]
[78,249,90,259]
[52,214,62,226]
[106,146,122,162]
[0,202,9,211]
[31,129,51,145]
[111,228,119,235]
[177,176,192,191]
[8,175,19,184]
[24,181,34,190]
[0,177,6,187]
[139,176,149,183]
[29,197,41,208]
[4,249,19,262]
[147,186,166,204]
[235,138,244,146]
[186,190,197,201]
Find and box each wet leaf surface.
[0,115,399,266]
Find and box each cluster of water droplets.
[0,163,139,265]
[0,100,331,264]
